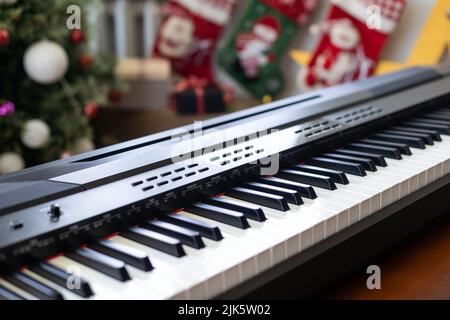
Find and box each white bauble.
[0,0,18,5]
[72,138,95,154]
[0,152,25,174]
[23,40,69,84]
[21,119,50,149]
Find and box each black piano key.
[89,240,153,272]
[322,153,377,171]
[403,121,450,135]
[256,176,317,199]
[391,126,442,141]
[204,197,266,222]
[0,284,25,300]
[382,129,434,145]
[277,169,336,190]
[360,139,412,155]
[335,149,387,167]
[306,157,366,177]
[6,272,64,300]
[30,262,93,298]
[142,220,205,249]
[226,187,290,212]
[410,118,450,126]
[243,182,304,206]
[187,202,251,228]
[430,108,450,113]
[435,108,450,113]
[291,164,349,184]
[423,112,450,121]
[159,213,223,240]
[348,143,402,160]
[66,248,131,282]
[370,133,425,149]
[122,227,185,257]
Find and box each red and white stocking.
[298,0,407,91]
[154,0,235,82]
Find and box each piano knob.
[48,204,62,222]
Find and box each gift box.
[114,58,171,109]
[172,77,233,114]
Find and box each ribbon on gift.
[173,76,208,114]
[0,100,15,117]
[172,76,233,114]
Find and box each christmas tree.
[0,0,121,174]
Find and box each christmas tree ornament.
[217,0,318,99]
[0,100,15,117]
[78,53,94,69]
[84,101,99,119]
[0,0,18,5]
[60,151,72,159]
[0,29,10,47]
[108,88,123,103]
[69,29,85,44]
[23,40,69,84]
[71,138,95,154]
[21,119,50,149]
[0,152,25,174]
[298,0,407,91]
[154,0,236,82]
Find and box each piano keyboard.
[1,108,450,300]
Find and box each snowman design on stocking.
[236,15,280,79]
[157,15,195,59]
[299,18,374,90]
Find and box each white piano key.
[0,278,36,300]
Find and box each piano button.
[370,133,425,149]
[89,240,153,272]
[322,153,377,171]
[122,227,185,257]
[392,126,442,142]
[6,272,64,300]
[204,197,267,222]
[347,143,402,160]
[30,262,94,298]
[291,164,349,184]
[361,139,412,155]
[0,284,25,300]
[335,149,387,167]
[226,187,290,212]
[277,169,336,190]
[256,176,317,199]
[142,220,205,249]
[158,213,223,240]
[66,248,131,282]
[243,182,303,205]
[306,157,366,177]
[186,202,251,228]
[382,129,434,145]
[403,121,450,135]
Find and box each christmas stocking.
[217,0,318,99]
[298,0,407,91]
[154,0,236,82]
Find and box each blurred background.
[0,0,449,174]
